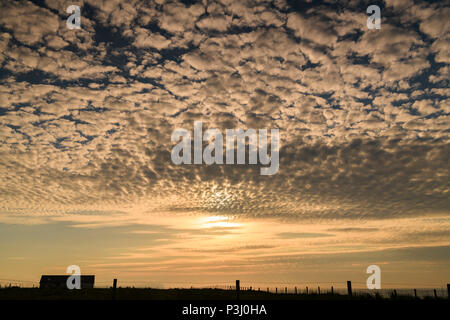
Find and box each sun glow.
[200,215,241,228]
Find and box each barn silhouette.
[39,275,95,289]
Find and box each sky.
[0,0,449,289]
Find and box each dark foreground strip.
[1,300,448,319]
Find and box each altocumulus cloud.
[0,0,448,228]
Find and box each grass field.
[1,287,448,300]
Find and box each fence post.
[236,280,240,300]
[434,289,437,299]
[267,287,269,293]
[331,286,334,294]
[318,286,320,295]
[347,281,352,297]
[275,288,278,294]
[414,289,417,298]
[285,287,287,294]
[295,287,297,295]
[306,286,308,294]
[112,279,117,300]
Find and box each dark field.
[2,288,448,319]
[1,287,448,300]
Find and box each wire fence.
[1,278,449,299]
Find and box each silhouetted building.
[39,275,95,289]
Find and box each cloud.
[277,232,334,239]
[327,227,379,233]
[0,1,60,45]
[0,0,448,237]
